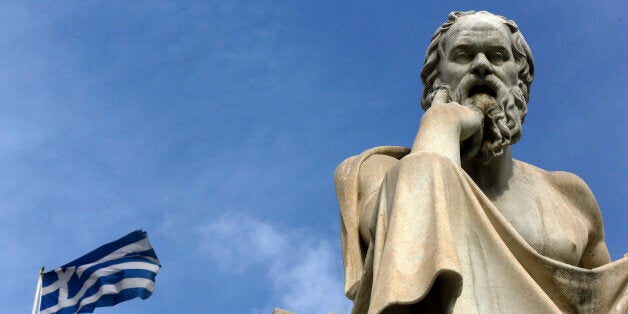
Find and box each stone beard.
[434,76,527,164]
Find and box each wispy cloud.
[197,212,288,272]
[197,212,352,314]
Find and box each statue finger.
[432,88,450,106]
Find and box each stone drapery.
[335,146,628,313]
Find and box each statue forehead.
[442,13,512,50]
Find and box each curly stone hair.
[419,11,535,111]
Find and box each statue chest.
[491,187,589,266]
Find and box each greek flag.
[39,230,160,314]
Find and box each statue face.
[438,15,519,104]
[433,13,529,163]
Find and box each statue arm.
[548,171,611,268]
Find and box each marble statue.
[335,11,627,313]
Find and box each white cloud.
[197,212,352,314]
[269,240,351,313]
[197,212,288,272]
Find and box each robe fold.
[335,146,628,313]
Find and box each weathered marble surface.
[335,11,627,313]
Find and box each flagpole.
[31,267,44,314]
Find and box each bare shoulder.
[543,169,611,267]
[513,160,610,267]
[543,170,603,226]
[512,162,597,221]
[515,160,602,224]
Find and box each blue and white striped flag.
[39,230,160,314]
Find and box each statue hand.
[411,89,483,165]
[423,89,483,141]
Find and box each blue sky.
[1,1,625,313]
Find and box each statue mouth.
[467,83,497,98]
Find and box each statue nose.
[472,53,491,76]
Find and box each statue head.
[420,11,535,162]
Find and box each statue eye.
[452,50,471,63]
[490,51,507,63]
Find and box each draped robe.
[335,146,628,313]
